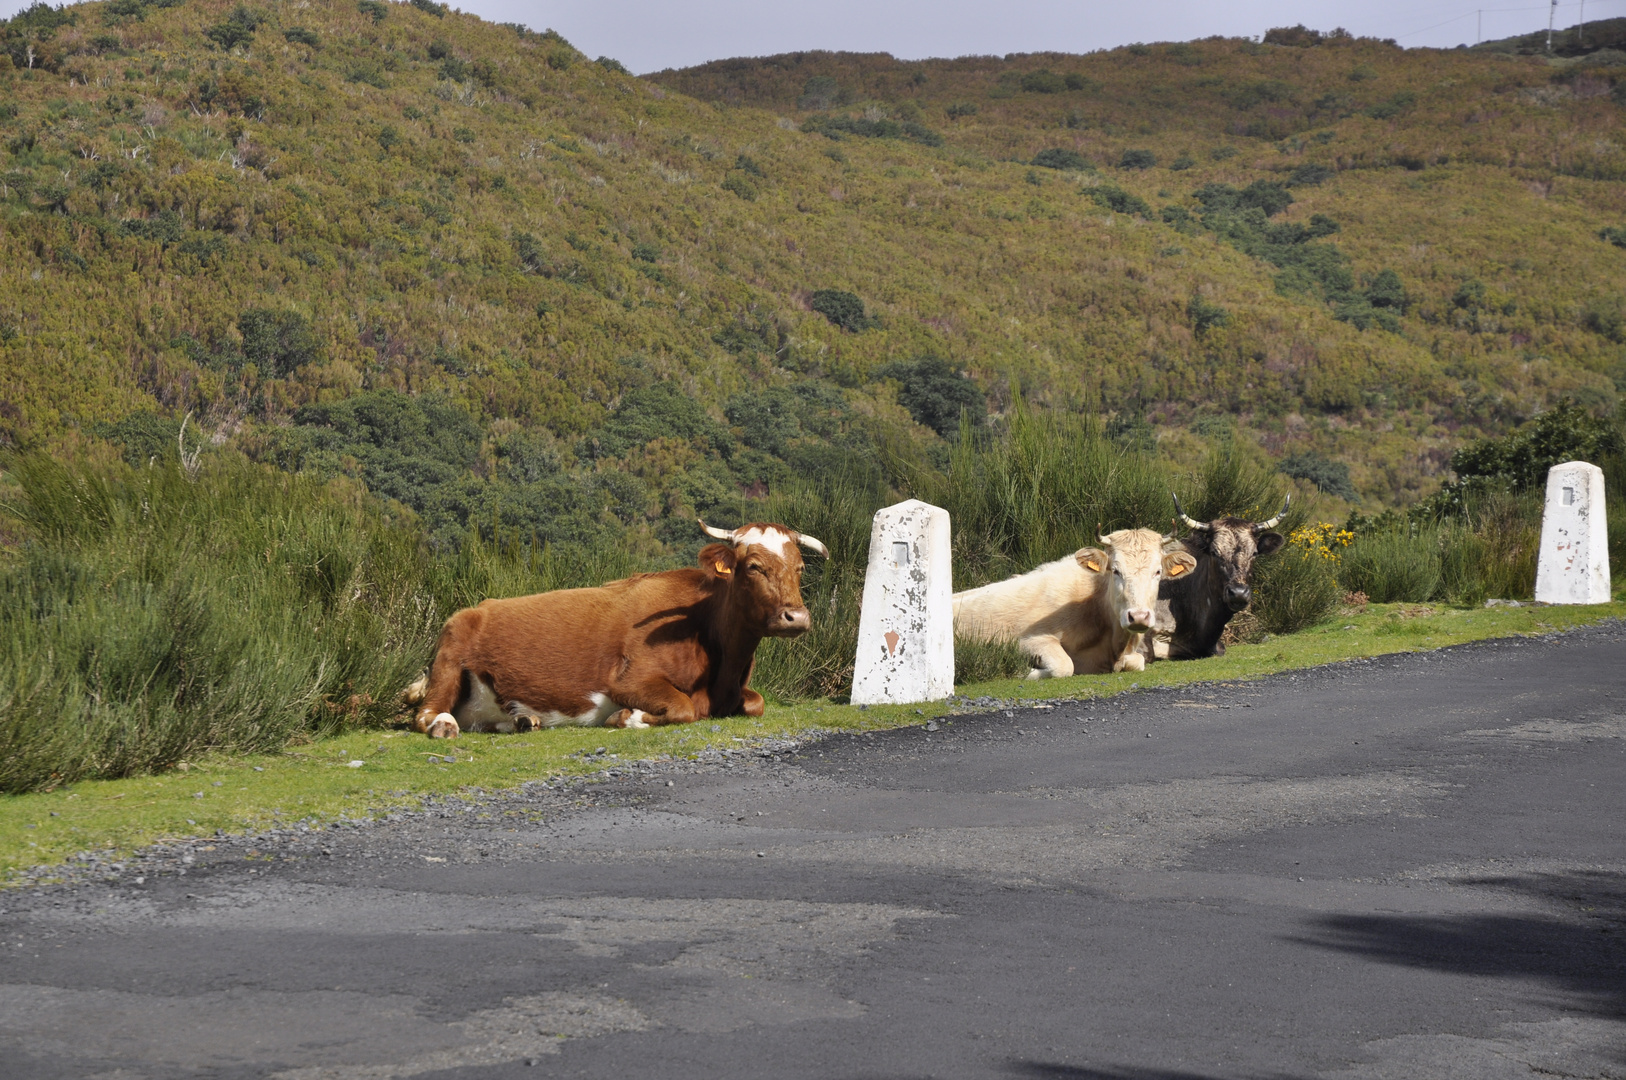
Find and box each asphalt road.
[2,624,1625,1080]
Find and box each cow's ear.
[700,542,737,577]
[1164,551,1198,578]
[1075,548,1106,573]
[1255,531,1285,556]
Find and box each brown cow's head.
[1172,495,1289,612]
[697,520,829,638]
[1080,528,1197,632]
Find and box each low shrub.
[810,288,877,332]
[1278,451,1358,501]
[1090,184,1151,215]
[1187,295,1230,334]
[1340,528,1442,602]
[1119,148,1157,169]
[1033,147,1088,170]
[1251,522,1345,633]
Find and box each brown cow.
[406,520,827,738]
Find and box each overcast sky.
[6,0,1621,72]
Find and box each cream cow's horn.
[798,533,830,558]
[1255,494,1291,531]
[1171,494,1209,531]
[697,518,736,541]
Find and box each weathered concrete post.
[1534,461,1611,604]
[850,499,954,705]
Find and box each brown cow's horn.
[1171,494,1209,531]
[697,518,735,541]
[1255,494,1291,531]
[798,533,830,558]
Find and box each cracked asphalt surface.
[2,624,1624,1079]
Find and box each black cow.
[1146,495,1289,660]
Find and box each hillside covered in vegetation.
[2,0,1626,546]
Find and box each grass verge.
[4,599,1622,882]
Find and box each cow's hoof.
[426,713,460,739]
[514,715,539,734]
[606,709,650,730]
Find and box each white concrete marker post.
[850,499,954,706]
[1534,461,1611,605]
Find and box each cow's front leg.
[1112,643,1147,673]
[608,674,700,726]
[1020,634,1074,679]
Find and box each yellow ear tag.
[1084,557,1104,573]
[1168,563,1188,577]
[715,560,732,575]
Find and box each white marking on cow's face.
[734,526,791,557]
[1099,529,1164,631]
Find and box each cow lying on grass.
[1141,496,1288,662]
[405,520,827,738]
[952,528,1196,679]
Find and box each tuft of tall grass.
[0,454,454,791]
[1252,552,1343,635]
[1340,527,1443,603]
[926,400,1169,588]
[953,634,1031,684]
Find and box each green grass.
[5,597,1621,882]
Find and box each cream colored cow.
[952,528,1197,679]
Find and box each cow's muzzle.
[1225,584,1251,611]
[1123,608,1155,633]
[769,606,811,636]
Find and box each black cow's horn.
[697,518,735,541]
[798,533,829,558]
[1255,494,1291,531]
[1171,494,1209,531]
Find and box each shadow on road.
[1006,1063,1305,1080]
[1291,870,1626,1020]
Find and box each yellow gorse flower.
[1287,522,1353,562]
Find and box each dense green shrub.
[1288,162,1334,186]
[1090,184,1151,215]
[801,114,943,146]
[1600,225,1626,248]
[1340,528,1442,602]
[873,356,986,438]
[1366,91,1416,120]
[798,75,843,109]
[239,308,322,377]
[1021,70,1067,94]
[357,0,387,23]
[1448,401,1623,491]
[1170,154,1196,170]
[283,26,318,46]
[409,0,447,17]
[1278,451,1358,501]
[722,172,757,200]
[1033,147,1088,170]
[204,5,262,49]
[1119,148,1157,169]
[596,56,628,74]
[946,102,979,118]
[810,288,877,332]
[1187,295,1230,334]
